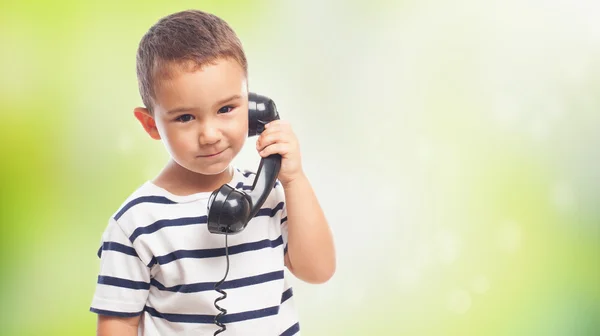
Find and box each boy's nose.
[198,124,221,145]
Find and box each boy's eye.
[175,114,194,122]
[218,105,234,114]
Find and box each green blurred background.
[1,0,599,335]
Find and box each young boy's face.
[135,57,249,176]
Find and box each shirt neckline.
[142,166,247,203]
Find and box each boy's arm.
[281,173,336,284]
[97,315,140,336]
[256,120,336,284]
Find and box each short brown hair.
[136,10,248,112]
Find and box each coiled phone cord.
[213,233,230,335]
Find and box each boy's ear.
[134,107,161,140]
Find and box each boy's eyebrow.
[166,95,242,115]
[167,106,196,115]
[213,94,242,108]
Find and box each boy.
[89,9,336,336]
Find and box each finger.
[261,121,294,140]
[264,119,290,132]
[262,121,277,133]
[259,143,289,157]
[256,131,289,151]
[257,133,283,152]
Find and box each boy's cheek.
[164,131,191,148]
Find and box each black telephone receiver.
[207,92,282,234]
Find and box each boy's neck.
[152,159,234,196]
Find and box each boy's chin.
[187,162,232,176]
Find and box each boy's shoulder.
[110,180,172,223]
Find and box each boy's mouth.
[197,148,227,158]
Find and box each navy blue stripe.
[144,305,279,324]
[280,216,287,225]
[156,236,284,265]
[98,275,150,290]
[235,182,253,191]
[281,287,293,304]
[114,196,176,221]
[98,241,138,259]
[90,307,143,317]
[280,322,300,336]
[235,182,279,191]
[129,216,207,242]
[129,203,283,243]
[151,270,284,293]
[147,257,157,268]
[256,202,284,217]
[242,171,255,177]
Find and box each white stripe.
[147,278,286,315]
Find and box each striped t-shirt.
[90,167,300,335]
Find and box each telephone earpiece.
[207,92,282,234]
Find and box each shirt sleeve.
[90,218,151,317]
[273,180,289,256]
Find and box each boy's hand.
[256,120,303,186]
